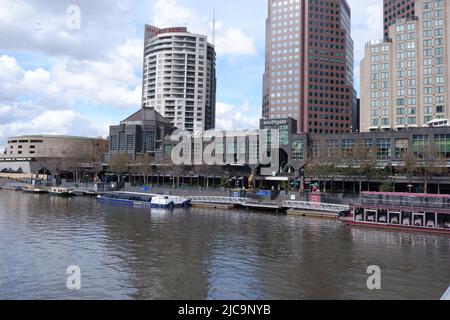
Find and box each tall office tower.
[384,0,416,39]
[142,25,216,132]
[262,0,355,134]
[361,0,450,132]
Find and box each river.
[0,190,449,300]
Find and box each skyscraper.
[262,0,355,134]
[361,0,450,132]
[384,0,416,39]
[142,25,216,132]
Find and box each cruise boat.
[22,184,48,194]
[97,192,153,207]
[49,187,75,197]
[341,192,450,235]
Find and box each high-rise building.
[142,25,216,132]
[384,0,416,39]
[262,0,355,134]
[361,0,450,132]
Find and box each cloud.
[216,101,259,130]
[0,44,142,108]
[0,39,142,147]
[0,108,108,149]
[215,27,257,56]
[0,0,134,60]
[152,0,257,58]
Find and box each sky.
[0,0,384,150]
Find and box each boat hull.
[23,189,48,194]
[49,192,75,197]
[341,218,450,236]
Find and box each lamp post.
[407,184,413,193]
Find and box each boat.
[0,183,24,191]
[49,187,75,197]
[151,196,174,209]
[97,192,153,207]
[341,192,450,235]
[22,184,48,194]
[153,195,190,208]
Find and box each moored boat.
[151,196,174,209]
[0,183,24,191]
[49,187,75,197]
[97,192,153,207]
[153,195,190,208]
[341,192,450,235]
[22,184,48,194]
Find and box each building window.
[144,132,155,152]
[126,135,135,153]
[118,133,126,151]
[110,135,118,151]
[377,138,391,160]
[435,134,450,159]
[291,140,304,161]
[326,140,339,160]
[412,135,428,159]
[395,139,409,159]
[279,125,289,145]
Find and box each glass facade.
[377,138,391,160]
[435,134,450,158]
[292,140,304,161]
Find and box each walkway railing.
[282,201,350,213]
[187,196,250,205]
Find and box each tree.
[417,145,447,193]
[354,145,382,192]
[132,153,154,186]
[108,153,129,182]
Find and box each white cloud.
[0,41,142,109]
[0,37,142,146]
[154,0,194,27]
[216,100,259,130]
[0,0,134,60]
[152,0,257,58]
[215,28,257,56]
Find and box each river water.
[0,190,449,300]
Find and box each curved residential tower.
[142,25,216,132]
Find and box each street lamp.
[407,184,413,193]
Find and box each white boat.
[49,187,74,197]
[163,195,190,208]
[151,196,174,209]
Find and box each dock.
[191,203,235,210]
[287,209,340,220]
[243,201,283,214]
